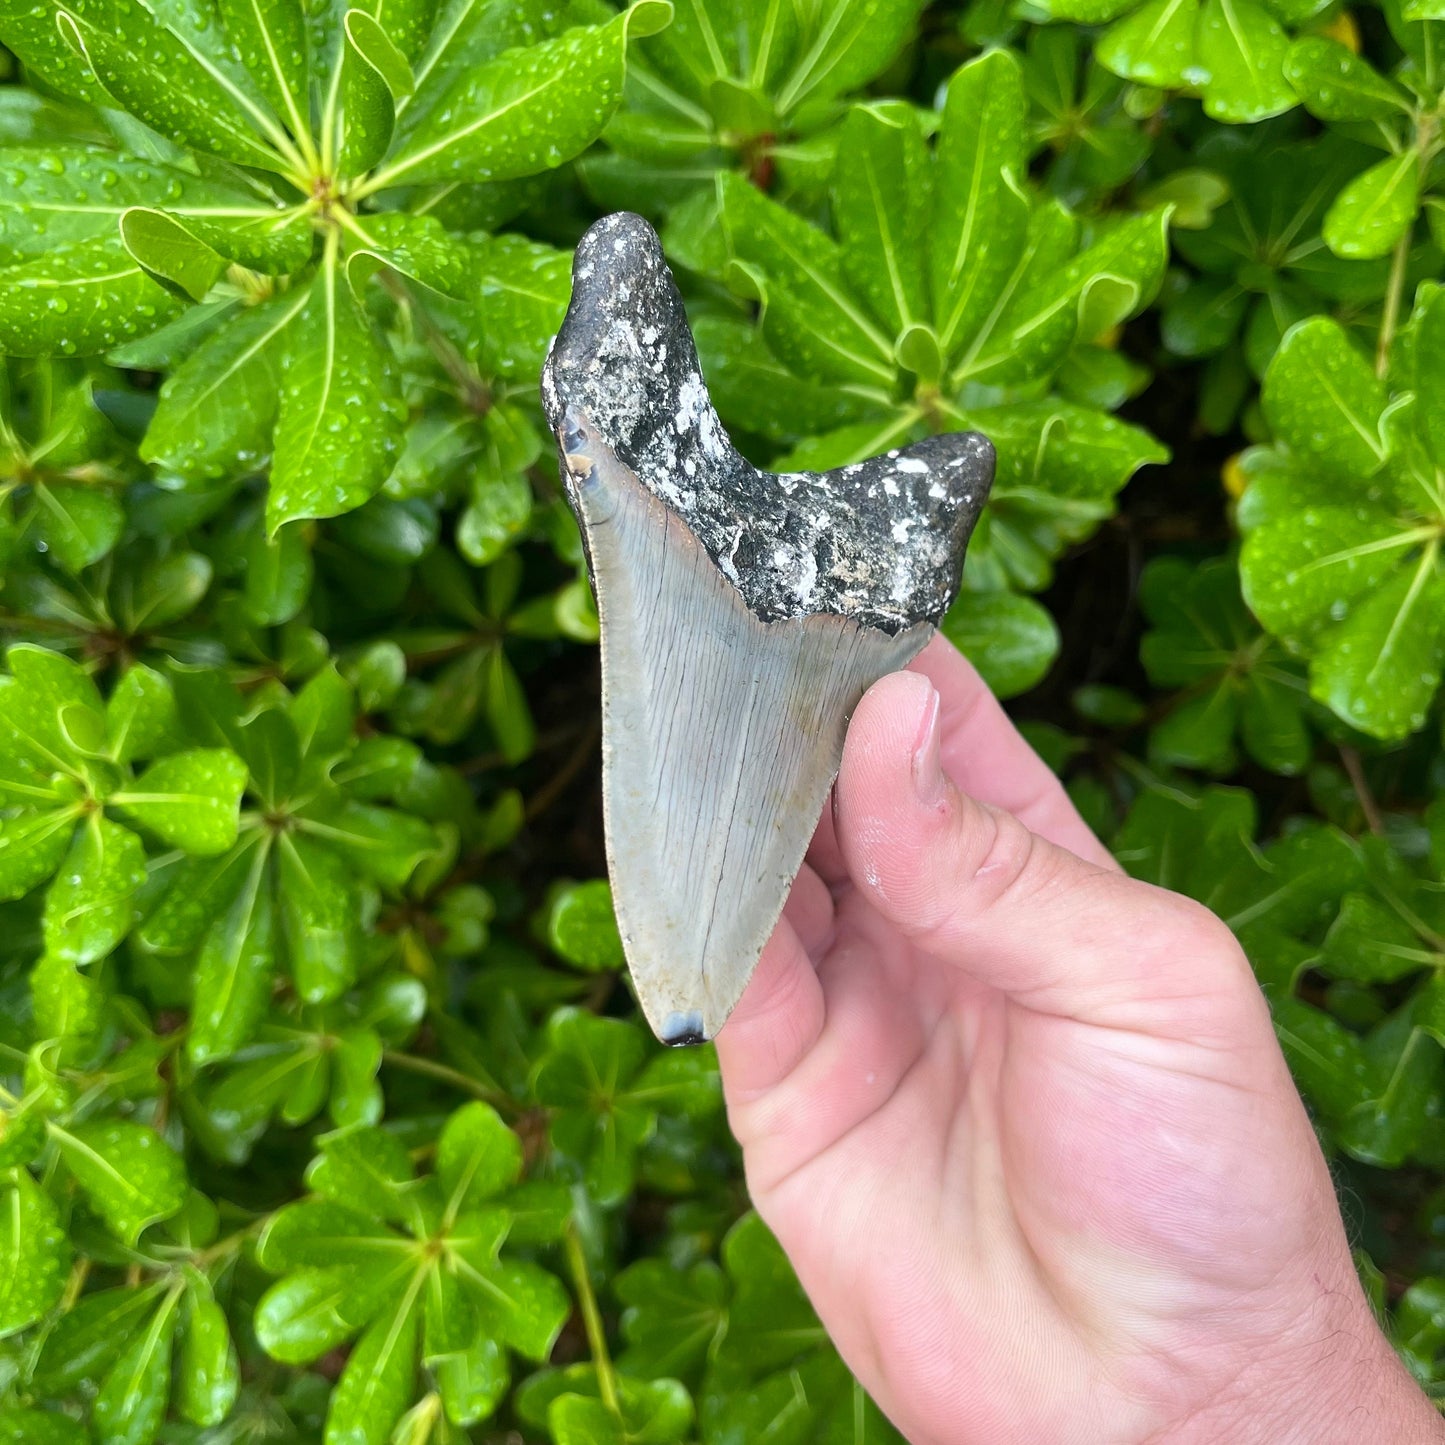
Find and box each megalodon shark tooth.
[540,212,993,1046]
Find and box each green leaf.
[336,10,398,176]
[132,295,287,472]
[1284,38,1412,121]
[1323,151,1420,260]
[346,9,415,98]
[470,233,572,379]
[832,102,928,336]
[346,213,471,297]
[306,1126,417,1222]
[325,1295,420,1445]
[0,148,273,267]
[268,256,406,530]
[716,171,894,385]
[298,798,437,888]
[968,209,1170,384]
[460,472,533,566]
[0,1169,70,1338]
[52,1118,188,1243]
[1260,317,1387,478]
[1240,506,1415,643]
[0,811,77,903]
[244,517,314,626]
[188,838,275,1064]
[437,1102,523,1210]
[0,235,183,358]
[966,399,1168,502]
[292,665,357,767]
[277,833,359,1003]
[1339,1020,1440,1167]
[1322,893,1433,984]
[932,49,1029,358]
[1195,0,1296,123]
[778,0,926,109]
[940,590,1060,698]
[332,1028,385,1128]
[120,206,228,302]
[30,1284,165,1394]
[547,879,625,972]
[56,2,285,171]
[617,1259,727,1380]
[0,645,97,792]
[217,0,311,138]
[112,747,248,855]
[43,814,147,965]
[255,1262,403,1363]
[93,1293,179,1445]
[0,1410,88,1445]
[0,0,110,103]
[29,482,123,572]
[547,1396,626,1444]
[381,6,666,189]
[426,1269,508,1425]
[485,648,534,763]
[1309,559,1445,740]
[1096,0,1200,90]
[469,1257,571,1361]
[137,842,252,956]
[1416,287,1445,469]
[178,1290,241,1427]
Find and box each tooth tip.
[659,1011,708,1047]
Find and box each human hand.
[715,635,1442,1445]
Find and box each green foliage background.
[0,0,1444,1438]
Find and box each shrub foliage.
[0,0,1444,1438]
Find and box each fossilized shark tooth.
[540,212,993,1046]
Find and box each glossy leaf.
[0,236,183,357]
[120,206,228,303]
[55,2,284,171]
[277,832,359,1002]
[268,257,406,530]
[112,747,248,855]
[381,5,668,188]
[218,0,311,137]
[188,838,275,1064]
[1323,151,1420,260]
[92,1293,179,1445]
[1195,0,1295,123]
[178,1291,241,1427]
[53,1118,188,1243]
[43,814,147,965]
[0,1169,70,1338]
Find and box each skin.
[715,635,1444,1445]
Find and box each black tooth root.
[540,211,994,636]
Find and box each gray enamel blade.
[541,212,994,1045]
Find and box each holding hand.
[716,636,1441,1445]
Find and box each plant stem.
[380,1050,514,1111]
[379,273,493,414]
[1338,745,1384,836]
[1376,229,1411,379]
[565,1220,621,1418]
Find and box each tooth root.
[571,423,931,1043]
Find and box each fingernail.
[911,682,945,807]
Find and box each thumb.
[837,671,1263,1040]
